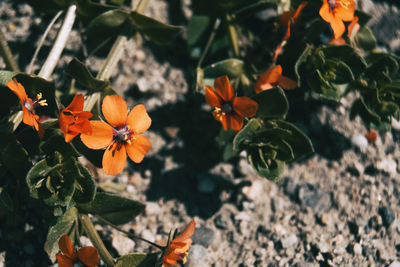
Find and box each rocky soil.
[1,0,400,266]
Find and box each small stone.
[319,241,330,253]
[214,213,232,229]
[376,158,397,177]
[297,183,332,212]
[353,243,362,255]
[378,206,395,228]
[187,245,208,267]
[242,180,264,201]
[235,212,251,221]
[320,213,331,226]
[112,235,135,256]
[145,202,161,215]
[389,261,400,267]
[351,135,368,153]
[0,251,4,267]
[164,127,179,138]
[333,246,346,255]
[281,234,298,248]
[192,227,215,247]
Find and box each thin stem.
[197,18,221,69]
[80,214,115,267]
[0,29,20,72]
[136,0,150,13]
[95,215,165,250]
[83,35,127,112]
[39,5,76,79]
[27,10,63,74]
[225,14,240,58]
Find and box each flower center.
[328,0,336,10]
[221,103,233,114]
[113,125,133,144]
[24,92,48,113]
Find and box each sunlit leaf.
[86,9,128,41]
[252,87,289,119]
[187,15,210,46]
[203,58,245,79]
[355,27,376,51]
[248,150,285,181]
[66,58,110,91]
[233,118,262,153]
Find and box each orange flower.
[59,94,93,142]
[365,129,377,143]
[279,2,308,28]
[205,76,258,132]
[328,36,346,45]
[56,235,99,267]
[319,0,356,39]
[254,65,297,93]
[80,95,151,175]
[7,78,46,137]
[347,16,359,39]
[163,219,196,266]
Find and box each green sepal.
[252,87,289,119]
[129,11,182,44]
[248,150,285,181]
[44,207,78,263]
[65,58,110,92]
[115,253,159,267]
[77,192,145,225]
[355,27,376,51]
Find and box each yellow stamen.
[182,252,189,264]
[126,139,132,145]
[339,0,351,9]
[36,92,43,99]
[38,100,48,106]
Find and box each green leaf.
[0,128,31,178]
[187,15,210,46]
[44,207,78,263]
[203,59,245,79]
[350,97,381,125]
[324,59,354,84]
[41,133,80,162]
[86,9,129,41]
[0,70,18,86]
[248,149,285,181]
[320,45,367,77]
[252,87,289,119]
[365,53,399,77]
[65,58,110,92]
[267,120,314,160]
[76,0,117,19]
[0,187,13,211]
[233,118,262,153]
[129,12,182,44]
[115,253,159,267]
[355,27,376,51]
[72,163,96,204]
[77,192,145,225]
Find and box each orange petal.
[330,17,346,39]
[67,94,84,112]
[126,104,151,134]
[328,37,347,45]
[102,95,127,127]
[77,111,93,120]
[230,113,244,132]
[205,86,222,108]
[282,20,291,42]
[255,65,282,93]
[293,2,308,21]
[58,235,77,260]
[173,219,196,243]
[126,135,151,163]
[7,78,27,103]
[64,132,79,143]
[56,253,75,267]
[214,75,234,102]
[319,0,334,23]
[232,97,258,118]
[102,142,127,175]
[336,0,355,21]
[278,75,298,90]
[77,247,100,267]
[78,120,92,135]
[80,121,113,149]
[219,114,230,131]
[348,16,359,38]
[279,11,294,27]
[22,107,37,127]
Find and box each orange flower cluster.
[205,76,258,132]
[7,78,47,137]
[163,219,196,266]
[319,0,356,39]
[8,78,151,175]
[56,235,99,267]
[254,65,297,93]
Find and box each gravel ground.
[1,0,400,266]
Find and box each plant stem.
[0,29,20,72]
[83,35,127,112]
[197,18,221,69]
[95,215,165,250]
[27,10,63,74]
[80,214,115,267]
[39,5,76,79]
[225,14,240,58]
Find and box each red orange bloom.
[7,78,46,137]
[319,0,356,39]
[80,95,151,175]
[59,94,93,142]
[56,235,99,267]
[163,219,196,266]
[365,129,378,143]
[205,76,258,132]
[328,16,359,45]
[254,65,297,93]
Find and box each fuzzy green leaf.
[203,59,245,79]
[355,27,376,51]
[115,253,159,267]
[66,58,110,91]
[233,118,262,153]
[187,15,210,46]
[86,9,128,41]
[252,87,289,119]
[77,192,145,225]
[248,150,285,181]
